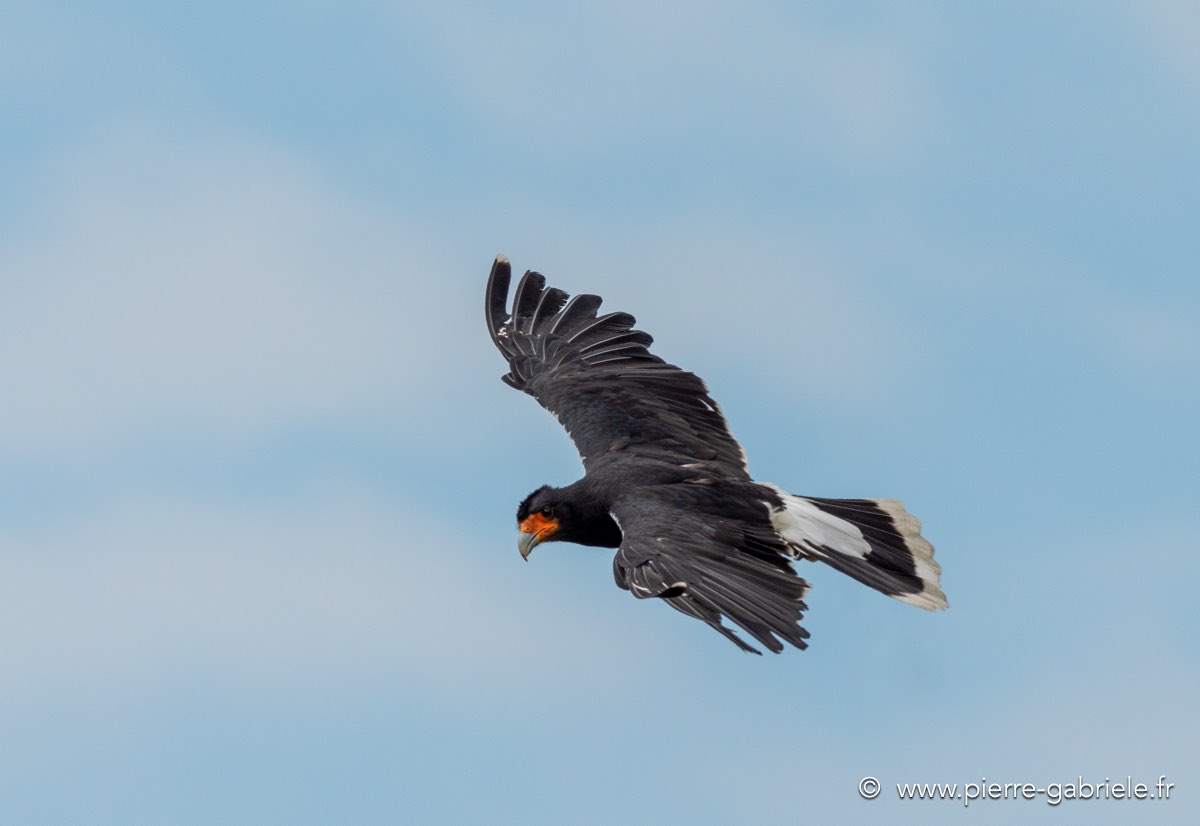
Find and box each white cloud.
[405,1,936,165]
[682,518,1200,824]
[0,484,650,704]
[1129,0,1200,89]
[495,217,931,414]
[0,123,474,457]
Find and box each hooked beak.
[517,529,540,561]
[517,512,559,561]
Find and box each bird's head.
[515,485,569,559]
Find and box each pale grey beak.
[518,530,540,561]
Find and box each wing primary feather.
[699,570,799,630]
[540,338,570,369]
[566,311,637,345]
[485,255,513,351]
[530,287,570,338]
[578,330,654,353]
[695,574,791,643]
[512,270,546,336]
[578,345,657,364]
[585,351,660,367]
[547,294,604,337]
[485,256,753,479]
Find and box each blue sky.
[2,2,1198,824]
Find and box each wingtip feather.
[486,255,513,350]
[512,270,547,332]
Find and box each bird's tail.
[763,484,948,610]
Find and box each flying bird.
[486,255,946,654]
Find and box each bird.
[485,255,947,654]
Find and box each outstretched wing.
[609,492,810,654]
[486,255,748,477]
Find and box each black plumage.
[487,255,946,654]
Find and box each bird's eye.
[540,506,555,518]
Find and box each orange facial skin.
[517,512,560,559]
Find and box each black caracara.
[486,256,947,654]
